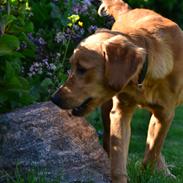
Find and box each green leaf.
[4,61,15,81]
[8,77,22,89]
[0,34,20,56]
[21,48,35,58]
[24,22,34,33]
[40,78,53,89]
[18,77,30,89]
[0,15,16,34]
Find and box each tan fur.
[147,39,174,79]
[51,1,183,182]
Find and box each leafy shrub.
[0,0,35,113]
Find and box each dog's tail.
[98,0,131,20]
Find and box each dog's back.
[100,0,183,106]
[99,0,179,33]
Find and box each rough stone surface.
[0,102,111,183]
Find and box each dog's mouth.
[72,97,93,116]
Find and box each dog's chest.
[124,82,159,108]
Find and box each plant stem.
[7,0,11,15]
[62,36,71,66]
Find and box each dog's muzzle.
[51,93,64,108]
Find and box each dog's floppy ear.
[102,35,146,91]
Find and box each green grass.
[0,167,61,183]
[128,107,183,182]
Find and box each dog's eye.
[76,64,87,75]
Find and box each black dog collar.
[138,56,148,85]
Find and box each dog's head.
[51,30,145,116]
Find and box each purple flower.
[52,0,58,3]
[42,58,49,65]
[88,25,97,33]
[38,37,46,45]
[20,41,27,49]
[73,24,80,31]
[28,34,46,46]
[72,4,90,14]
[83,0,92,6]
[28,33,34,42]
[79,28,85,35]
[72,5,80,14]
[28,62,44,77]
[55,32,67,44]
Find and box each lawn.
[126,107,183,183]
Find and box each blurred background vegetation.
[0,0,183,113]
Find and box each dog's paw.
[156,155,176,179]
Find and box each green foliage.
[0,1,35,112]
[0,34,20,56]
[1,166,61,183]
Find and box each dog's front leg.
[101,100,113,156]
[143,108,175,175]
[110,95,136,183]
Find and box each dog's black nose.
[51,94,61,107]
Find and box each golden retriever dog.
[51,0,183,182]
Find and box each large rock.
[0,102,110,183]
